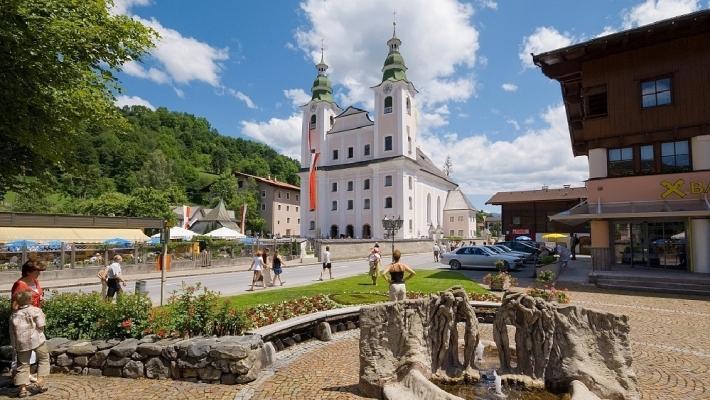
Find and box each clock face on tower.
[383,83,392,94]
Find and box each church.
[298,26,476,239]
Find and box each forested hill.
[1,106,300,217]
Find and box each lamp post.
[381,216,403,261]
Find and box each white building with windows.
[299,27,474,239]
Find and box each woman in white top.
[248,250,266,291]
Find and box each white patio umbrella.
[205,226,245,239]
[151,226,197,241]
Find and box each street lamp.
[381,216,403,260]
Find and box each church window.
[437,196,441,225]
[385,197,393,208]
[363,179,370,190]
[364,144,371,156]
[406,97,411,115]
[408,135,412,155]
[385,175,392,187]
[347,181,353,191]
[332,149,339,160]
[458,216,463,222]
[287,217,290,223]
[330,115,334,127]
[426,194,431,223]
[408,197,412,210]
[384,136,393,151]
[310,114,316,130]
[347,200,353,210]
[364,199,371,209]
[409,219,413,232]
[309,221,315,230]
[408,176,412,190]
[278,205,281,211]
[347,147,353,158]
[450,216,454,222]
[286,206,289,211]
[332,182,338,192]
[332,201,338,211]
[384,96,393,114]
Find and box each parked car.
[440,246,523,271]
[484,245,526,262]
[487,245,531,262]
[496,241,541,255]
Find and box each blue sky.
[113,0,708,212]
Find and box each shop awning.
[550,199,710,224]
[0,227,150,243]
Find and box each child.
[10,290,50,397]
[272,250,285,286]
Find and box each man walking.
[570,234,579,260]
[319,246,332,280]
[104,255,125,300]
[433,242,441,262]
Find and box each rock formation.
[358,287,479,398]
[493,292,640,400]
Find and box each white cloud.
[505,119,520,131]
[596,26,618,38]
[478,0,498,10]
[622,0,700,28]
[137,18,229,87]
[501,83,518,92]
[227,89,257,109]
[295,0,480,110]
[115,95,155,110]
[173,87,185,98]
[240,115,302,160]
[418,104,588,196]
[109,0,150,15]
[283,88,311,108]
[519,27,574,68]
[122,60,169,84]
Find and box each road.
[52,253,446,304]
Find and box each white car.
[440,246,523,271]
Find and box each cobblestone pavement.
[0,289,707,399]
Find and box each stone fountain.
[358,288,640,400]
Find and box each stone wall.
[37,334,272,384]
[317,239,432,261]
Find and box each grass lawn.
[227,269,488,309]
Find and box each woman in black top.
[382,249,416,301]
[272,250,285,286]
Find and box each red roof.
[486,186,587,205]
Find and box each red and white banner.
[309,152,320,211]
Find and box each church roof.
[329,106,374,134]
[444,188,477,211]
[201,199,233,222]
[415,148,455,184]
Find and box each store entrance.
[613,221,687,271]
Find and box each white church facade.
[298,27,475,239]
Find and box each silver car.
[441,246,523,271]
[491,245,534,262]
[485,245,527,263]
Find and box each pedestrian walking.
[570,234,579,260]
[97,267,108,298]
[319,246,332,280]
[382,249,416,301]
[104,255,126,300]
[248,250,266,291]
[10,261,45,385]
[272,250,285,286]
[368,246,381,285]
[556,244,571,270]
[9,290,50,398]
[433,242,441,262]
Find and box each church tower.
[300,48,341,168]
[373,20,418,161]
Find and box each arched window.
[385,197,393,208]
[406,97,411,115]
[426,194,432,224]
[408,176,412,190]
[329,115,334,127]
[436,196,441,226]
[310,114,316,130]
[345,225,354,238]
[384,96,393,114]
[330,225,339,239]
[362,224,372,239]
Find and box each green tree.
[138,149,173,190]
[0,0,157,191]
[228,177,264,234]
[74,192,132,216]
[128,187,175,223]
[208,174,237,205]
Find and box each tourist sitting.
[382,249,416,301]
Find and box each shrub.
[243,295,337,328]
[0,296,11,345]
[536,270,555,283]
[483,271,517,287]
[539,255,556,265]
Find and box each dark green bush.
[539,255,556,265]
[0,296,11,345]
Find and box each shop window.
[584,85,607,117]
[384,96,393,114]
[608,147,634,177]
[364,144,371,156]
[385,197,393,208]
[661,140,690,172]
[384,136,393,151]
[640,145,655,174]
[385,175,392,187]
[642,77,671,108]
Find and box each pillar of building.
[691,218,710,273]
[589,220,612,271]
